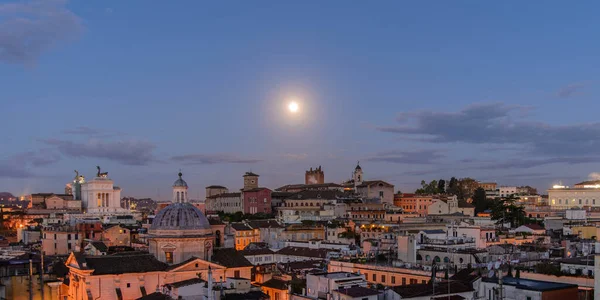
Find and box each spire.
[178,169,183,179]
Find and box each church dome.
[173,172,188,188]
[150,202,211,231]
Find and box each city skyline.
[2,1,600,198]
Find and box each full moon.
[288,101,299,113]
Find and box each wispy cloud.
[62,126,122,138]
[377,102,600,157]
[557,83,585,98]
[171,153,262,165]
[367,149,444,164]
[282,153,308,160]
[0,0,83,65]
[42,138,156,166]
[0,150,60,178]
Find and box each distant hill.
[0,192,15,200]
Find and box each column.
[106,193,110,207]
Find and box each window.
[594,199,597,205]
[68,243,71,250]
[559,199,562,204]
[402,278,406,285]
[410,279,417,284]
[67,234,71,240]
[422,280,426,284]
[379,191,384,198]
[75,234,78,240]
[195,263,199,268]
[391,276,395,284]
[381,275,385,283]
[372,274,376,281]
[234,270,240,278]
[165,252,173,264]
[579,199,582,205]
[127,283,131,288]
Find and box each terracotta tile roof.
[231,223,253,231]
[136,292,171,300]
[240,248,274,256]
[76,253,169,275]
[206,185,227,189]
[275,183,342,191]
[261,278,289,290]
[391,281,472,298]
[168,277,206,288]
[276,246,335,259]
[211,248,253,268]
[285,190,345,200]
[206,192,241,199]
[336,286,380,297]
[243,187,272,192]
[356,180,394,188]
[224,291,268,300]
[246,220,284,229]
[90,241,108,252]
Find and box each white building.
[480,277,578,300]
[548,180,600,209]
[205,192,242,214]
[81,167,127,215]
[498,186,517,198]
[306,272,368,300]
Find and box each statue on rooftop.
[96,166,108,178]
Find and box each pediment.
[161,243,177,251]
[169,257,225,272]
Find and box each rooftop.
[483,277,578,292]
[168,277,206,288]
[335,286,380,297]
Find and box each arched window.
[443,257,450,263]
[425,255,430,261]
[459,258,464,264]
[416,254,423,261]
[434,256,441,263]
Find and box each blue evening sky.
[1,1,599,199]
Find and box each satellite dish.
[488,270,495,277]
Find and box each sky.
[1,0,600,199]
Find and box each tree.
[416,180,440,194]
[437,179,446,194]
[472,187,489,214]
[447,177,459,195]
[491,195,526,228]
[457,178,478,200]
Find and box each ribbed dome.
[150,202,211,230]
[173,172,188,188]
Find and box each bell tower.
[353,161,363,187]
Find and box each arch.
[434,256,441,263]
[416,254,423,261]
[443,257,450,263]
[425,255,430,261]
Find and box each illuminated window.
[165,252,173,264]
